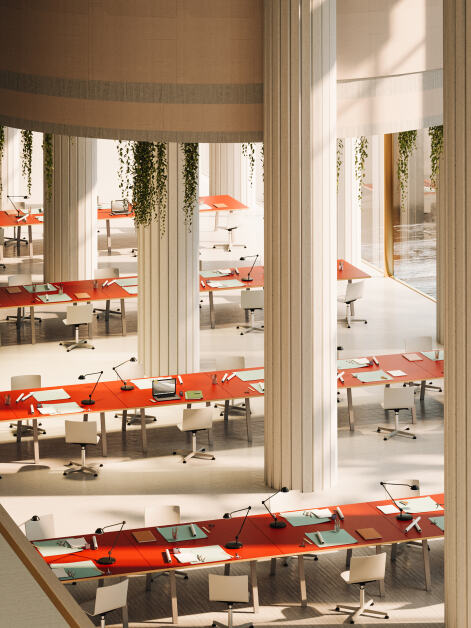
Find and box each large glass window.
[360,136,384,270]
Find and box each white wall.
[96,138,121,203]
[1,128,43,207]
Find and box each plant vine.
[336,138,344,192]
[132,141,158,227]
[42,133,54,202]
[354,136,368,203]
[242,142,256,184]
[21,129,33,195]
[397,130,417,210]
[117,140,134,203]
[0,126,4,197]
[428,125,443,189]
[155,142,168,236]
[181,143,199,230]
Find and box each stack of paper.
[33,540,81,557]
[174,545,232,564]
[397,496,441,514]
[377,504,400,515]
[130,378,154,389]
[199,203,212,210]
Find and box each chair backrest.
[24,514,55,541]
[348,552,386,584]
[111,199,127,211]
[64,303,94,325]
[181,407,213,432]
[383,386,415,411]
[65,420,98,445]
[94,267,120,280]
[8,274,31,286]
[345,280,365,302]
[11,374,41,390]
[404,336,433,352]
[383,479,421,499]
[144,505,181,527]
[215,356,245,371]
[241,289,264,311]
[94,578,128,615]
[209,574,249,604]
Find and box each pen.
[372,356,379,365]
[178,375,183,385]
[201,526,210,534]
[227,373,236,381]
[201,280,205,288]
[221,373,228,383]
[15,393,24,403]
[102,280,108,287]
[304,536,313,545]
[234,268,239,274]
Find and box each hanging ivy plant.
[397,130,417,210]
[0,126,5,197]
[42,133,54,202]
[155,142,168,236]
[242,142,256,184]
[132,141,158,227]
[117,140,134,203]
[21,129,33,195]
[428,125,443,189]
[336,138,344,192]
[354,136,368,203]
[181,143,199,230]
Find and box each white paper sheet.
[377,504,400,515]
[32,389,70,402]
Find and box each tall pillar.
[138,143,199,377]
[443,1,471,625]
[209,143,253,206]
[43,136,97,282]
[337,138,361,264]
[436,161,444,344]
[264,0,337,492]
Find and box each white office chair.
[6,274,42,327]
[93,267,121,320]
[173,408,215,463]
[337,281,367,328]
[60,303,94,351]
[24,513,55,541]
[237,289,264,335]
[209,574,253,628]
[81,578,129,628]
[63,420,102,477]
[10,374,46,438]
[335,553,389,623]
[144,506,188,584]
[377,386,416,440]
[404,336,443,395]
[114,361,157,427]
[212,215,245,253]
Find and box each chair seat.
[341,570,378,586]
[337,296,347,304]
[380,402,410,411]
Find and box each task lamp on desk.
[223,506,252,549]
[78,370,103,406]
[380,481,419,521]
[7,194,29,218]
[239,254,259,282]
[112,357,137,391]
[95,520,126,565]
[262,487,289,528]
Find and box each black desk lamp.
[262,487,289,528]
[7,194,28,217]
[380,481,419,521]
[95,520,126,565]
[239,254,259,282]
[113,357,137,391]
[78,371,103,405]
[223,506,252,549]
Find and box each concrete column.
[43,135,97,282]
[264,0,337,492]
[138,143,199,377]
[209,143,253,206]
[337,138,361,264]
[443,2,471,625]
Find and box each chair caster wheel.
[385,615,389,619]
[43,431,46,435]
[92,347,95,349]
[183,461,187,464]
[384,437,387,441]
[405,427,409,430]
[63,472,67,476]
[314,555,318,560]
[184,575,189,579]
[335,606,340,612]
[212,457,215,460]
[377,428,380,432]
[173,451,176,455]
[202,448,206,452]
[364,321,367,324]
[153,418,157,422]
[99,464,103,467]
[350,620,355,624]
[371,602,374,606]
[413,436,417,439]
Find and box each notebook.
[75,292,90,299]
[356,528,382,540]
[185,391,203,401]
[6,286,21,294]
[133,530,157,543]
[403,353,423,361]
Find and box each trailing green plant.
[0,126,4,197]
[155,142,168,236]
[242,142,256,184]
[21,130,33,195]
[354,136,368,203]
[181,143,199,230]
[42,133,53,202]
[428,125,443,189]
[117,140,134,203]
[132,141,158,227]
[336,138,344,192]
[397,130,417,210]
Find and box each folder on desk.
[337,358,369,369]
[6,286,22,294]
[280,509,331,526]
[37,293,72,303]
[421,350,444,361]
[24,283,56,294]
[356,528,382,540]
[403,353,423,361]
[217,279,245,288]
[32,388,70,402]
[213,203,228,209]
[157,523,207,542]
[250,382,265,394]
[115,277,138,287]
[122,285,138,295]
[185,391,203,401]
[133,529,157,543]
[354,370,393,383]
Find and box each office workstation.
[0,2,455,627]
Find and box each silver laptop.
[152,377,180,401]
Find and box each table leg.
[30,306,36,344]
[245,397,252,443]
[420,380,426,402]
[224,563,231,576]
[346,548,353,569]
[422,540,431,591]
[376,545,385,597]
[121,605,129,628]
[411,404,417,424]
[16,421,22,443]
[270,557,277,576]
[249,561,259,613]
[16,225,21,255]
[100,412,107,457]
[120,299,127,336]
[28,225,33,257]
[32,419,39,464]
[122,409,127,432]
[140,407,148,454]
[106,219,111,255]
[348,279,355,316]
[346,388,354,431]
[83,414,88,421]
[209,291,215,329]
[169,571,178,624]
[224,400,229,422]
[146,573,152,591]
[298,555,307,607]
[214,210,220,231]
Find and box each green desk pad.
[37,293,72,303]
[234,368,265,382]
[337,359,369,369]
[429,516,444,531]
[51,560,103,580]
[421,350,444,361]
[24,283,56,293]
[185,391,203,400]
[33,540,81,558]
[115,277,138,287]
[207,279,245,288]
[281,509,332,526]
[250,382,265,394]
[121,285,138,295]
[157,523,207,543]
[29,207,44,215]
[353,370,393,383]
[307,529,358,548]
[200,269,233,278]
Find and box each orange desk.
[0,209,43,258]
[97,204,134,254]
[0,367,264,464]
[337,259,371,281]
[37,493,443,622]
[0,276,137,343]
[337,352,444,430]
[199,194,248,231]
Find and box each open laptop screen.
[152,377,176,397]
